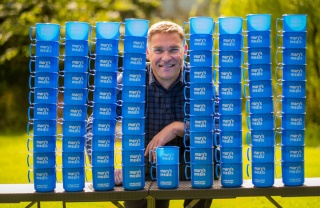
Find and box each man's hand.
[114,169,122,186]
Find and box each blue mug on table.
[92,166,115,191]
[92,135,115,151]
[216,66,242,83]
[185,163,213,189]
[244,64,272,81]
[184,131,213,148]
[63,56,88,73]
[150,146,180,165]
[63,88,88,105]
[247,14,271,31]
[189,34,213,51]
[218,82,242,99]
[64,40,88,56]
[281,145,304,162]
[27,119,57,136]
[219,114,242,131]
[29,88,58,105]
[280,129,305,146]
[90,55,119,72]
[93,21,120,39]
[184,99,214,116]
[90,39,119,56]
[29,72,59,89]
[27,152,56,169]
[189,50,213,67]
[124,36,147,54]
[246,96,274,114]
[281,113,305,130]
[122,164,145,191]
[63,72,88,89]
[244,80,273,98]
[216,162,243,187]
[278,64,306,81]
[188,116,215,132]
[247,47,271,64]
[92,150,114,167]
[62,104,87,121]
[29,41,60,58]
[92,87,117,104]
[122,53,147,70]
[28,167,56,192]
[62,166,85,192]
[247,31,271,48]
[122,69,146,86]
[121,133,145,150]
[247,162,274,187]
[62,151,85,168]
[65,22,90,40]
[124,18,149,37]
[62,121,86,137]
[215,130,242,147]
[281,161,304,186]
[247,146,275,163]
[185,147,213,164]
[121,85,146,103]
[218,17,243,35]
[246,130,275,147]
[218,98,242,115]
[28,103,57,120]
[151,164,179,189]
[30,23,60,41]
[188,16,214,35]
[216,146,242,163]
[121,102,145,118]
[279,32,307,49]
[121,117,145,135]
[185,82,214,100]
[27,136,56,153]
[62,136,85,152]
[219,50,242,67]
[281,97,306,114]
[29,56,60,73]
[92,102,117,120]
[119,149,144,166]
[281,81,306,98]
[184,67,213,84]
[219,34,242,51]
[276,14,307,32]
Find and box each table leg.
[265,196,282,208]
[146,195,155,208]
[185,199,200,208]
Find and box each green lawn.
[0,134,320,207]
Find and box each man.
[86,21,215,208]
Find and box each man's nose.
[161,51,172,61]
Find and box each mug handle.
[246,147,252,162]
[150,166,156,180]
[246,163,252,177]
[215,163,221,179]
[184,165,191,180]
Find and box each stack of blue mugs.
[120,18,149,191]
[216,17,243,187]
[276,14,307,186]
[61,22,90,192]
[244,14,275,188]
[89,21,121,191]
[183,16,215,189]
[27,23,60,192]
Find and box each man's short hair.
[147,21,185,45]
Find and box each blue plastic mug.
[95,21,120,39]
[29,88,58,105]
[281,113,305,130]
[247,146,274,163]
[29,41,60,57]
[29,72,59,89]
[184,67,213,84]
[282,161,304,186]
[150,146,179,165]
[62,136,85,152]
[91,55,119,72]
[120,149,144,166]
[29,56,60,73]
[92,166,115,191]
[218,17,243,35]
[121,134,145,150]
[121,85,146,103]
[62,166,85,192]
[215,130,242,147]
[64,40,89,56]
[185,82,214,100]
[218,98,242,115]
[92,150,114,167]
[27,136,56,153]
[246,97,274,114]
[188,116,215,132]
[247,14,271,31]
[30,23,60,41]
[62,151,85,168]
[184,147,213,164]
[64,56,88,73]
[281,145,304,162]
[246,130,275,147]
[122,53,147,70]
[217,66,242,83]
[62,121,86,137]
[121,117,145,135]
[247,162,274,187]
[282,97,306,114]
[281,48,306,65]
[62,104,87,121]
[90,39,119,56]
[282,32,306,48]
[92,118,116,136]
[92,87,117,104]
[189,34,213,51]
[122,164,145,191]
[184,131,213,148]
[124,36,147,54]
[92,103,117,120]
[63,88,88,105]
[189,16,214,34]
[92,135,115,151]
[28,103,57,120]
[219,34,242,51]
[27,119,57,136]
[216,162,243,187]
[219,114,242,131]
[27,152,56,169]
[281,129,305,146]
[244,80,273,98]
[217,146,242,163]
[281,81,306,98]
[244,64,272,81]
[121,102,145,118]
[248,47,271,64]
[247,31,271,48]
[185,163,213,189]
[219,82,242,99]
[247,113,274,131]
[189,50,213,67]
[124,18,149,37]
[63,72,88,89]
[277,14,307,32]
[122,70,146,86]
[65,22,89,40]
[184,99,214,116]
[28,167,56,192]
[151,164,179,189]
[280,64,306,81]
[219,50,242,67]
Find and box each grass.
[0,133,320,207]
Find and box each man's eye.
[169,48,180,53]
[153,48,164,54]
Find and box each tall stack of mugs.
[276,14,307,186]
[244,14,275,188]
[183,17,215,189]
[120,19,149,191]
[88,21,121,191]
[28,23,60,192]
[216,17,243,187]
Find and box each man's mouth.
[159,64,175,68]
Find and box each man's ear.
[184,43,188,59]
[146,47,150,60]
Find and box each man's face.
[147,32,186,87]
